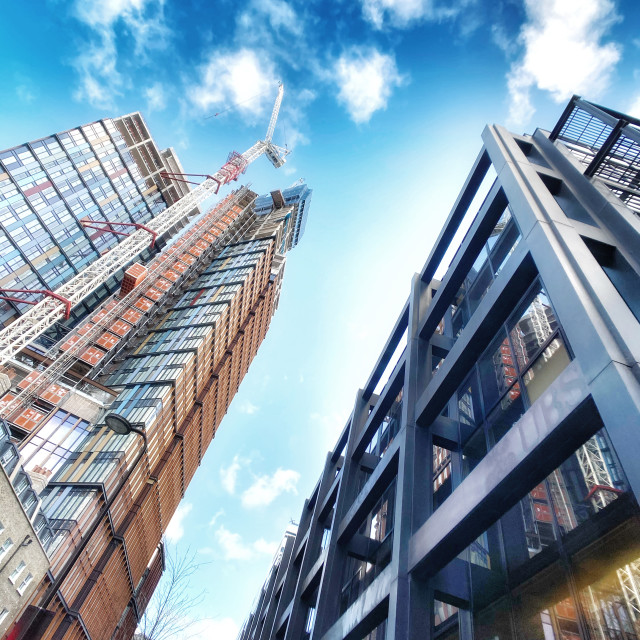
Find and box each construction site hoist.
[0,83,290,371]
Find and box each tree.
[136,546,207,640]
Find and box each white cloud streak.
[238,0,301,36]
[333,47,405,124]
[220,456,246,494]
[361,0,466,29]
[628,94,640,119]
[165,503,192,543]
[506,0,622,126]
[185,617,239,640]
[238,400,260,415]
[71,0,169,109]
[144,82,167,111]
[214,525,278,560]
[241,468,300,508]
[188,48,277,121]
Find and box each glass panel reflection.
[514,564,580,640]
[524,338,571,404]
[509,285,558,372]
[512,428,628,568]
[574,521,640,640]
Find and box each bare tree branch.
[135,546,208,640]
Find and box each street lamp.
[104,413,145,438]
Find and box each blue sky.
[2,0,640,637]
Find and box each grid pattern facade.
[0,115,188,331]
[254,183,313,252]
[0,180,305,640]
[239,101,640,640]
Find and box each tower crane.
[0,84,289,368]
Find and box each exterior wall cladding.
[239,97,640,640]
[0,178,310,639]
[0,113,193,332]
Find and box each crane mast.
[0,85,290,368]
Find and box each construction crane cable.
[204,86,275,119]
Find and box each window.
[9,561,26,584]
[0,538,13,561]
[304,606,316,635]
[0,609,9,625]
[446,279,573,480]
[0,520,4,535]
[450,207,521,340]
[320,528,331,550]
[16,573,33,596]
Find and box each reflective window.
[452,279,572,465]
[449,208,521,341]
[457,427,636,640]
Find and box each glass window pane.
[474,597,513,640]
[523,337,571,404]
[478,329,513,412]
[509,285,558,373]
[458,373,482,427]
[467,245,489,287]
[487,388,525,446]
[462,426,487,479]
[490,217,520,276]
[514,564,579,640]
[572,519,640,640]
[467,262,494,315]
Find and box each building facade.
[0,114,192,332]
[0,420,50,639]
[254,182,313,253]
[239,97,640,640]
[0,178,311,640]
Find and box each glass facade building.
[239,98,640,640]
[0,114,191,331]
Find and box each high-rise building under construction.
[0,87,312,640]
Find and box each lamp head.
[104,413,134,436]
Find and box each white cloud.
[215,525,254,560]
[241,468,300,508]
[238,400,260,415]
[220,456,245,494]
[238,0,301,36]
[628,94,640,119]
[165,503,192,543]
[253,538,279,555]
[361,0,465,29]
[186,617,239,640]
[506,0,622,126]
[145,82,167,111]
[16,84,35,104]
[333,47,405,124]
[275,86,315,150]
[71,0,169,109]
[214,525,278,560]
[73,33,122,109]
[208,508,225,527]
[188,48,277,121]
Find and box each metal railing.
[550,96,640,214]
